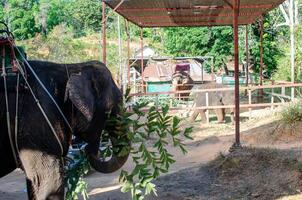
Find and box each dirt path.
[1,108,302,200]
[0,135,234,200]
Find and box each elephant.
[172,71,194,100]
[191,82,235,124]
[0,60,130,199]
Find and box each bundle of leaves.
[65,88,193,200]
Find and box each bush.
[280,100,302,125]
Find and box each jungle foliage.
[1,0,302,80]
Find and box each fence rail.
[129,83,302,97]
[129,83,302,122]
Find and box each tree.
[45,0,69,33]
[164,27,233,71]
[64,0,102,36]
[5,0,39,39]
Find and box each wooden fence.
[129,83,302,122]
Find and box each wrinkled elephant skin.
[0,61,130,199]
[191,83,235,125]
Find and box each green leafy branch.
[65,151,90,200]
[65,88,193,200]
[116,88,193,200]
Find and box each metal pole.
[245,25,249,87]
[126,20,131,86]
[290,0,295,99]
[117,15,122,87]
[102,1,107,64]
[260,18,264,87]
[233,0,240,147]
[140,28,144,93]
[206,92,210,124]
[248,89,252,120]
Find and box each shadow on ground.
[89,147,302,200]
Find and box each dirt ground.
[1,108,302,200]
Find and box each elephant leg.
[216,108,226,123]
[230,108,235,125]
[199,110,208,122]
[20,150,64,200]
[190,109,200,122]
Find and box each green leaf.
[121,182,133,193]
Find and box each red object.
[0,37,18,72]
[175,63,190,73]
[233,0,240,146]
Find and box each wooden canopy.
[103,0,286,147]
[105,0,285,27]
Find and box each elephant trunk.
[87,145,129,174]
[85,126,130,174]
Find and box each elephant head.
[172,71,194,100]
[64,63,130,173]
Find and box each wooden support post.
[248,89,252,120]
[140,28,144,93]
[133,69,137,102]
[102,1,107,64]
[206,92,210,124]
[281,87,286,103]
[233,0,240,147]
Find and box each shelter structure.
[102,0,287,146]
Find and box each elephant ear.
[65,72,95,122]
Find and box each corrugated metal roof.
[105,0,285,27]
[143,59,214,82]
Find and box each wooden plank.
[129,83,302,97]
[136,102,287,112]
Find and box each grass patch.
[280,100,302,125]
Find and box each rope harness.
[1,22,73,167]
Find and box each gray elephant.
[191,82,235,124]
[172,71,194,100]
[0,60,130,199]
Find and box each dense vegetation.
[0,0,301,79]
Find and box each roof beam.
[141,19,255,27]
[222,0,233,8]
[127,12,263,20]
[117,4,275,12]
